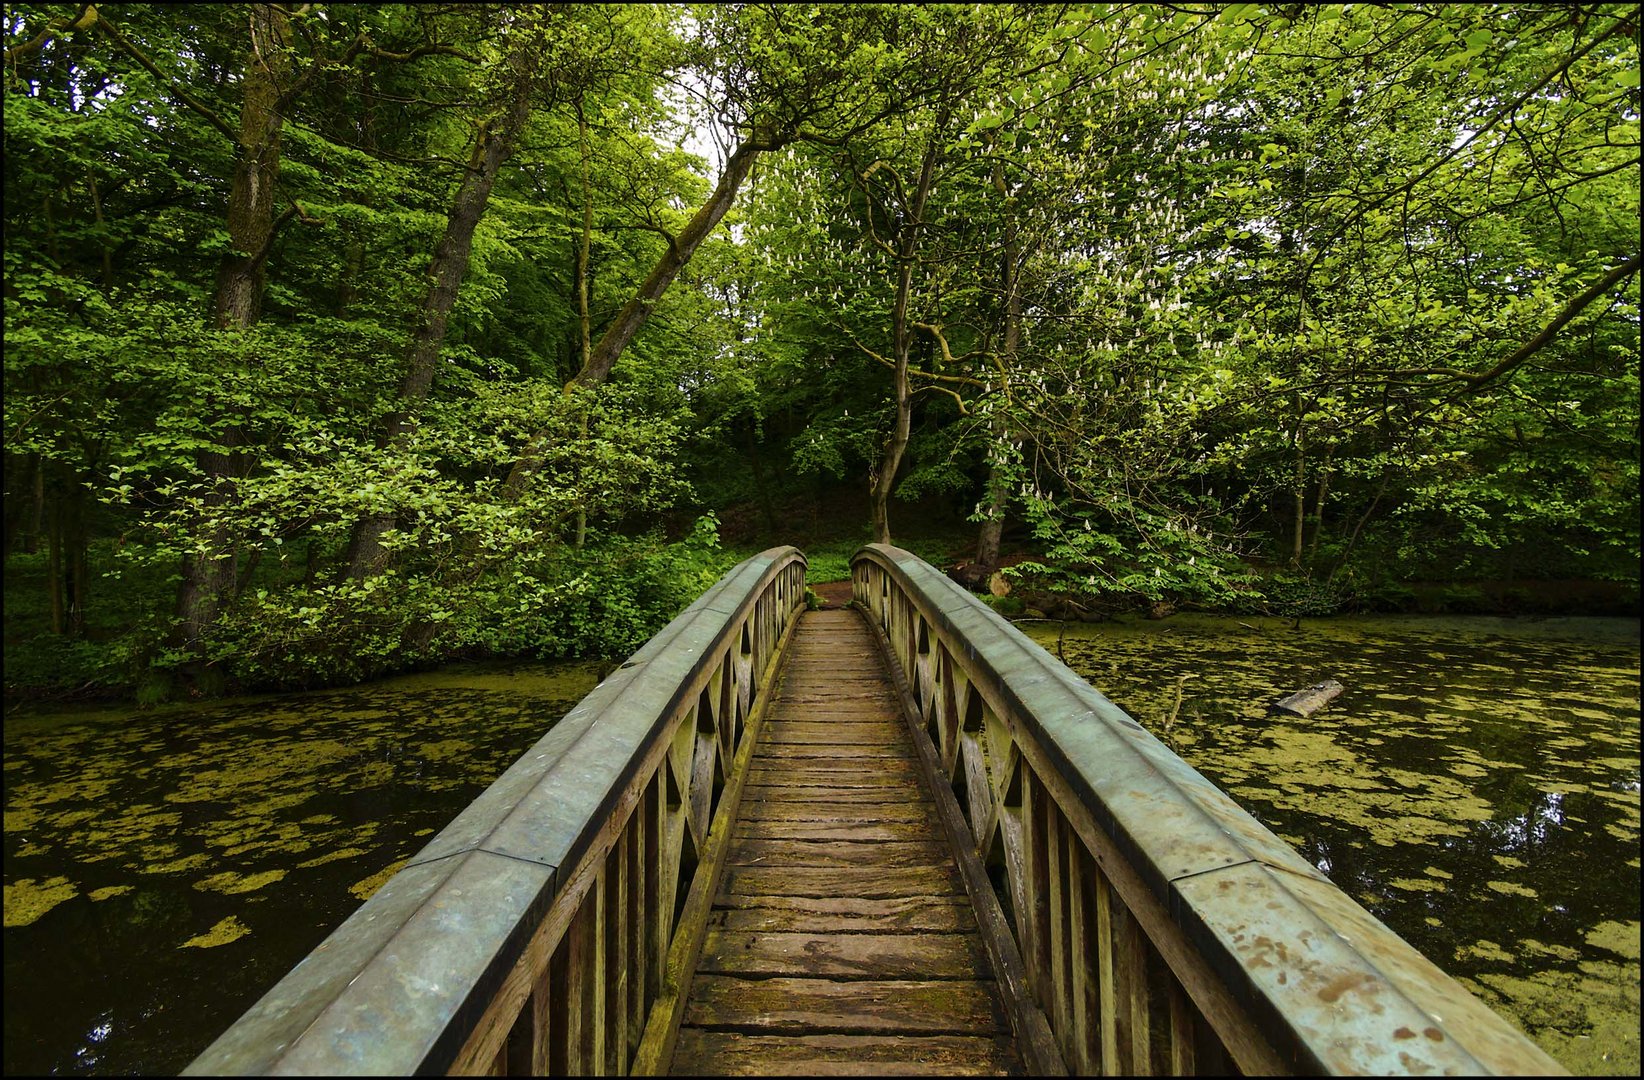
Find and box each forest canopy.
[4,2,1639,698]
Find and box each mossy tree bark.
[172,3,290,653]
[342,31,543,581]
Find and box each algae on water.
[1029,614,1640,1076]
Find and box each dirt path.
[811,580,854,609]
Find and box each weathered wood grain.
[758,742,914,758]
[722,864,966,898]
[726,838,953,868]
[682,976,1007,1034]
[739,783,929,803]
[695,930,988,979]
[763,722,910,744]
[669,1030,1021,1075]
[747,760,921,782]
[735,819,939,842]
[737,801,934,823]
[708,896,977,934]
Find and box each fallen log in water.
[1270,678,1344,717]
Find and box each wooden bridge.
[186,546,1565,1076]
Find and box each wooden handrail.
[852,543,1566,1076]
[186,547,807,1076]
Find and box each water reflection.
[2,662,598,1076]
[1026,615,1641,1075]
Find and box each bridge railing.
[853,543,1565,1077]
[187,547,808,1076]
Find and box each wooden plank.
[670,1030,1020,1076]
[1169,978,1197,1076]
[758,743,914,759]
[735,819,941,843]
[664,608,1025,1076]
[696,930,989,979]
[740,783,932,803]
[709,896,977,934]
[726,839,952,868]
[1047,807,1070,1063]
[746,762,920,782]
[609,832,628,1074]
[737,800,935,823]
[626,809,645,1061]
[1070,842,1100,1074]
[682,976,1007,1035]
[763,723,911,744]
[722,864,965,898]
[1121,904,1151,1076]
[549,893,590,1075]
[590,863,607,1074]
[1097,871,1120,1077]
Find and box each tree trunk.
[47,492,63,635]
[343,62,538,581]
[570,139,766,390]
[64,482,87,637]
[575,97,593,371]
[171,3,289,653]
[89,173,113,293]
[748,423,777,536]
[869,129,943,547]
[1330,469,1390,582]
[571,99,594,549]
[1306,452,1332,570]
[336,230,363,316]
[976,156,1019,577]
[1289,400,1306,570]
[504,135,781,499]
[211,6,287,331]
[29,455,44,554]
[3,453,37,561]
[975,470,1006,573]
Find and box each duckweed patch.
[192,870,288,896]
[3,659,596,1076]
[1030,614,1640,1075]
[3,876,78,927]
[350,858,408,901]
[180,916,250,949]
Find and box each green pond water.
[2,661,601,1076]
[2,617,1638,1075]
[1021,614,1641,1076]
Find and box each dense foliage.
[4,3,1638,697]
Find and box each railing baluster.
[1070,840,1101,1074]
[1024,769,1052,1010]
[1097,868,1122,1076]
[590,864,608,1074]
[644,770,663,1011]
[626,812,644,1064]
[1048,804,1072,1063]
[607,832,627,1074]
[1169,977,1197,1076]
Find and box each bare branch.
[86,7,239,143]
[4,3,94,61]
[1386,253,1642,389]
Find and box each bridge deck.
[668,609,1022,1076]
